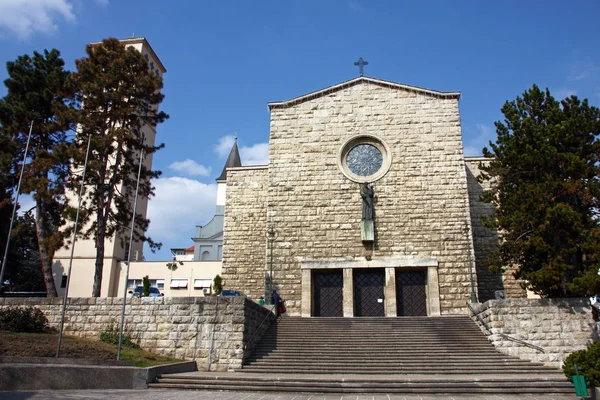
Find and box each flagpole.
[117,145,144,360]
[56,134,92,357]
[0,121,34,288]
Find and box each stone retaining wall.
[0,296,274,371]
[469,298,596,366]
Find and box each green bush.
[0,306,51,333]
[563,342,600,387]
[99,321,140,349]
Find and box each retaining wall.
[469,298,596,366]
[0,296,274,371]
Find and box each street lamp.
[266,226,277,305]
[464,222,477,304]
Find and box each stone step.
[150,374,575,395]
[245,358,547,366]
[237,366,562,374]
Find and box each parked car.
[129,286,163,298]
[218,290,244,297]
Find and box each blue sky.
[1,0,599,261]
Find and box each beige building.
[222,76,523,317]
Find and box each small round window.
[338,135,391,183]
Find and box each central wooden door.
[353,268,385,317]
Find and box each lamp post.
[266,226,277,305]
[465,222,477,304]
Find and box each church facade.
[222,76,523,317]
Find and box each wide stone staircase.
[150,316,577,396]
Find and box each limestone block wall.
[221,166,268,301]
[469,298,595,366]
[267,80,475,314]
[0,296,274,371]
[465,158,526,300]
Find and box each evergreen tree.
[72,38,167,297]
[480,84,600,297]
[0,49,76,296]
[3,211,45,292]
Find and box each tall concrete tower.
[53,37,166,297]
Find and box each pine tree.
[0,49,77,296]
[480,84,600,297]
[72,38,168,297]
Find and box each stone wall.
[465,158,526,301]
[222,166,268,301]
[469,298,595,366]
[0,296,274,371]
[266,80,475,314]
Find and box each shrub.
[0,306,51,333]
[99,321,140,349]
[213,275,223,295]
[142,275,151,297]
[563,342,600,387]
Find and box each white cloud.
[240,142,269,165]
[215,135,235,158]
[215,135,269,166]
[348,1,365,12]
[554,88,577,100]
[146,177,217,259]
[464,123,495,157]
[0,0,76,40]
[168,159,211,177]
[568,60,600,82]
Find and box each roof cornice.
[268,76,460,110]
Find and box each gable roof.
[216,139,242,181]
[268,76,460,110]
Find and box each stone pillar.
[343,268,354,317]
[301,269,311,317]
[427,266,441,316]
[385,267,396,317]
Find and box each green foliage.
[71,38,168,297]
[99,321,139,349]
[480,84,600,297]
[3,211,45,292]
[0,48,77,297]
[0,306,51,333]
[142,275,150,297]
[213,275,223,295]
[563,342,600,387]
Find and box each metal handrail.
[466,302,545,354]
[244,304,276,350]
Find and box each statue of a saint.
[360,183,374,221]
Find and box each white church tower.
[53,37,166,298]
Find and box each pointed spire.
[216,135,242,181]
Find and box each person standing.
[272,290,281,317]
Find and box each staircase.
[150,316,577,396]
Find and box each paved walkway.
[0,390,579,400]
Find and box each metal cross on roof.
[354,57,369,76]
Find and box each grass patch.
[0,331,182,368]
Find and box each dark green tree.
[480,84,600,297]
[3,211,45,292]
[213,274,223,295]
[0,49,77,296]
[0,127,18,286]
[72,38,168,297]
[142,275,150,297]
